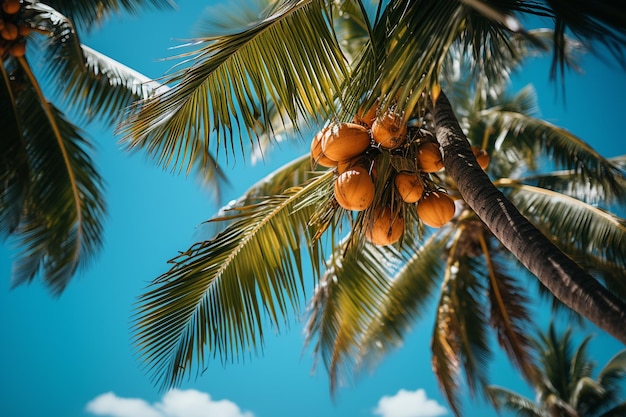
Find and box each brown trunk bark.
[432,90,626,345]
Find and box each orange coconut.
[334,166,375,211]
[1,22,18,41]
[394,171,424,203]
[321,122,371,162]
[353,101,378,128]
[417,192,456,228]
[310,127,337,168]
[2,0,20,15]
[371,111,406,149]
[9,41,24,57]
[417,142,443,172]
[365,206,404,245]
[471,146,490,170]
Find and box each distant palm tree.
[0,0,175,294]
[488,323,626,417]
[127,7,626,414]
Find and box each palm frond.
[498,181,626,274]
[353,232,449,370]
[481,236,538,385]
[133,168,334,390]
[0,60,28,235]
[304,236,403,391]
[40,0,177,32]
[486,109,626,204]
[27,3,164,125]
[120,0,349,172]
[487,385,547,417]
[9,58,105,295]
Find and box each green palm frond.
[487,386,547,417]
[9,58,105,295]
[486,109,626,202]
[0,61,27,235]
[432,230,492,416]
[304,236,402,391]
[517,167,626,207]
[120,0,349,172]
[40,0,177,31]
[482,239,537,384]
[133,168,334,390]
[353,232,449,370]
[498,181,626,274]
[27,3,163,125]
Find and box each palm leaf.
[9,57,105,295]
[0,60,28,235]
[133,168,334,389]
[487,386,547,417]
[481,236,538,385]
[498,181,626,274]
[304,236,403,391]
[352,232,449,370]
[486,109,626,203]
[120,0,349,172]
[27,3,164,125]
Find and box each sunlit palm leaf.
[304,237,402,391]
[486,110,626,203]
[499,181,626,273]
[9,58,105,295]
[487,386,546,416]
[40,0,176,31]
[481,238,538,385]
[134,168,334,389]
[353,233,449,369]
[27,3,164,125]
[121,0,349,172]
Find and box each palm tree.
[127,2,626,413]
[488,323,626,417]
[0,0,176,294]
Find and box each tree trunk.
[432,90,626,345]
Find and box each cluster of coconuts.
[311,101,490,246]
[0,0,27,59]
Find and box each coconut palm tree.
[127,2,626,413]
[122,0,626,344]
[0,0,177,295]
[488,323,626,417]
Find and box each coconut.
[2,0,20,15]
[394,171,424,203]
[9,41,24,57]
[365,206,404,245]
[1,22,18,41]
[371,111,406,149]
[334,166,375,211]
[353,101,378,128]
[310,127,337,168]
[322,122,371,162]
[472,146,490,170]
[417,142,443,172]
[417,192,456,228]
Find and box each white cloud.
[374,388,448,417]
[86,389,254,417]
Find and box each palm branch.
[120,0,349,172]
[133,163,334,389]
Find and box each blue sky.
[1,2,625,417]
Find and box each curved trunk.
[432,90,626,345]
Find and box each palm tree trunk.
[432,90,626,345]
